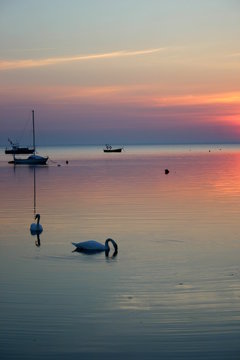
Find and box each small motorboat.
[103,144,123,153]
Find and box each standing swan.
[72,238,118,255]
[30,214,43,235]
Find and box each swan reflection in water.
[34,233,41,247]
[72,238,118,258]
[30,214,43,247]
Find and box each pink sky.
[0,1,240,145]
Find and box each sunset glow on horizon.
[0,0,240,145]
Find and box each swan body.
[72,238,118,254]
[30,214,43,235]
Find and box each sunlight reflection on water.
[0,145,240,359]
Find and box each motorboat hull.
[5,147,34,154]
[103,148,122,153]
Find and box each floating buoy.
[66,160,69,164]
[165,169,169,174]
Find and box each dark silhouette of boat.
[8,154,48,165]
[5,139,34,155]
[103,144,123,153]
[8,110,48,165]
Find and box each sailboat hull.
[9,155,48,165]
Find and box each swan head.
[35,214,40,221]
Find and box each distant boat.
[103,144,123,153]
[8,110,48,165]
[5,138,34,155]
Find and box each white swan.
[30,214,43,235]
[72,238,118,255]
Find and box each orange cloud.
[1,83,240,117]
[54,88,240,114]
[153,92,240,107]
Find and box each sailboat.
[8,110,48,165]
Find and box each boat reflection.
[29,167,43,246]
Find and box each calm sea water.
[0,145,240,359]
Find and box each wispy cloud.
[0,48,164,71]
[153,92,240,107]
[2,83,240,112]
[226,52,240,58]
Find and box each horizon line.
[1,142,240,148]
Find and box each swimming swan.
[30,214,43,235]
[72,238,118,255]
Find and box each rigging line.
[48,157,58,163]
[17,110,32,144]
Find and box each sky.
[0,0,240,145]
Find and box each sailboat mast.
[32,110,35,154]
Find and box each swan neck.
[105,239,110,250]
[105,238,118,252]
